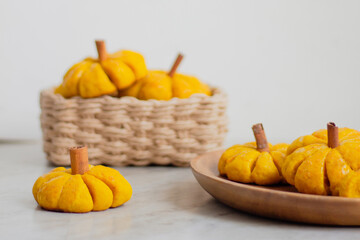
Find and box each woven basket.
[40,87,228,167]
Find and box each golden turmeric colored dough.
[219,142,289,185]
[137,71,173,100]
[111,50,148,80]
[58,175,93,213]
[218,144,242,175]
[82,174,113,211]
[32,165,132,213]
[78,63,117,98]
[281,144,323,186]
[172,73,211,99]
[251,152,281,185]
[294,147,330,195]
[101,58,136,90]
[87,165,133,208]
[282,127,360,196]
[224,147,260,183]
[120,70,211,100]
[54,59,94,98]
[326,149,351,195]
[36,174,71,211]
[338,171,360,197]
[55,48,147,98]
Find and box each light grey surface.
[1,143,360,240]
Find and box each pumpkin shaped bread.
[120,54,211,100]
[282,123,360,196]
[338,171,360,198]
[55,40,147,98]
[33,146,132,213]
[218,124,289,185]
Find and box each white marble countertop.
[1,142,360,240]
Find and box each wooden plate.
[191,150,360,226]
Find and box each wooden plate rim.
[190,149,360,204]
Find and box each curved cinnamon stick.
[70,146,89,175]
[327,122,339,148]
[95,40,108,62]
[252,123,270,152]
[168,53,184,77]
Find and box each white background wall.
[1,0,360,146]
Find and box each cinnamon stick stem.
[327,122,339,148]
[252,123,270,152]
[95,40,108,62]
[70,146,89,175]
[168,53,184,77]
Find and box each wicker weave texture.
[40,87,228,167]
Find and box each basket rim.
[41,86,227,105]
